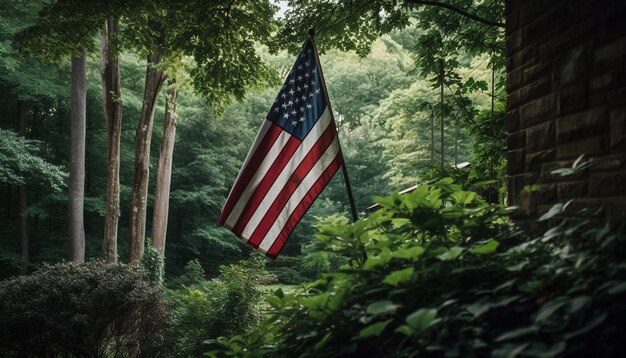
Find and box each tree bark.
[152,80,177,257]
[100,17,122,263]
[128,54,165,265]
[17,100,29,274]
[69,48,87,263]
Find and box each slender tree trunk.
[128,54,165,265]
[100,17,122,263]
[425,103,435,166]
[152,80,177,257]
[17,100,29,274]
[69,48,87,263]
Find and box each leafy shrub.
[264,255,308,284]
[168,259,206,288]
[208,178,626,357]
[0,260,171,357]
[169,256,264,357]
[142,240,165,286]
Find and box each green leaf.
[314,332,332,351]
[470,239,500,255]
[539,201,571,221]
[405,308,438,332]
[569,296,591,314]
[357,319,392,338]
[265,295,282,309]
[607,282,626,295]
[564,312,607,339]
[363,248,392,270]
[391,218,411,229]
[395,325,415,336]
[437,247,463,261]
[383,267,415,286]
[366,300,401,316]
[534,299,568,323]
[299,292,329,309]
[495,326,538,342]
[391,246,425,260]
[466,302,490,317]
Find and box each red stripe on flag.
[231,136,302,236]
[218,123,283,224]
[266,154,344,258]
[247,121,338,248]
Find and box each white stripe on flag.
[258,135,341,253]
[238,106,332,239]
[224,128,291,229]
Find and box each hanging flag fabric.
[218,37,344,259]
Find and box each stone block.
[523,62,550,83]
[519,92,555,127]
[557,45,589,86]
[610,108,626,149]
[507,67,524,92]
[507,46,538,71]
[607,87,626,108]
[557,181,587,199]
[589,171,626,196]
[590,154,626,172]
[506,109,520,132]
[556,136,605,159]
[508,148,526,175]
[555,106,607,143]
[526,149,555,171]
[507,130,525,149]
[524,3,566,42]
[538,183,557,203]
[511,76,551,106]
[592,39,625,73]
[526,121,555,151]
[506,30,523,56]
[605,197,626,221]
[590,71,621,92]
[557,84,588,115]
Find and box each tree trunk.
[100,17,122,263]
[128,54,165,265]
[17,100,29,274]
[152,80,177,257]
[69,48,87,263]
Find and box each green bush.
[264,255,307,284]
[169,256,264,357]
[208,178,626,357]
[0,260,171,357]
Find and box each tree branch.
[403,0,505,28]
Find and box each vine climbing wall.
[505,0,626,228]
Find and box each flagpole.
[308,28,358,223]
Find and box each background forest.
[0,0,504,280]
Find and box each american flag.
[218,38,344,259]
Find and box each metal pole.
[489,57,495,203]
[440,61,445,173]
[308,28,358,222]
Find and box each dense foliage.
[168,257,265,357]
[208,179,626,357]
[0,260,171,357]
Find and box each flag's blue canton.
[266,39,327,141]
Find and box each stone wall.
[506,0,626,226]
